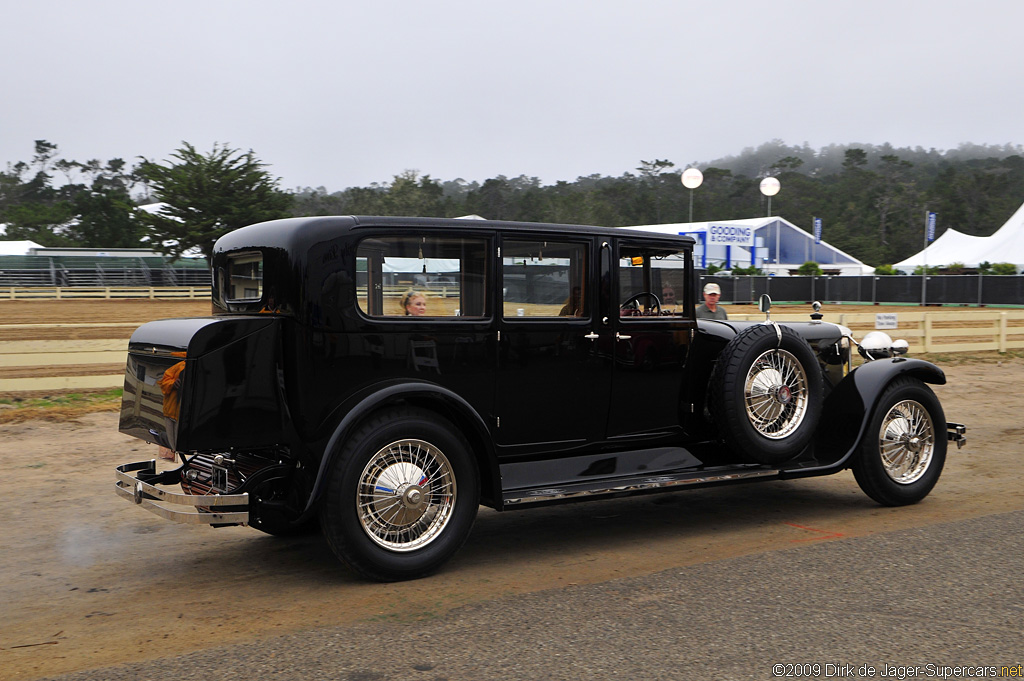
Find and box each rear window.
[226,252,263,301]
[356,236,488,318]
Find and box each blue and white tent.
[624,216,872,276]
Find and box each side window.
[502,240,588,318]
[356,235,488,318]
[618,244,690,318]
[226,252,263,301]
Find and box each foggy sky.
[2,0,1022,191]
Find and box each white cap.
[703,283,721,295]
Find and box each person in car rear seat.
[401,290,428,316]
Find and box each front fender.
[782,358,945,477]
[303,380,500,514]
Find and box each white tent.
[895,201,1024,271]
[0,240,44,255]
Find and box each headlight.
[858,331,894,360]
[857,331,910,360]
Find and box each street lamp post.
[681,168,703,223]
[760,176,780,217]
[760,177,781,272]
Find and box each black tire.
[710,324,823,464]
[320,407,480,581]
[852,376,946,506]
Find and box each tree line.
[2,139,1022,268]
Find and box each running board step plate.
[503,467,780,506]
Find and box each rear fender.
[783,358,945,477]
[305,381,500,514]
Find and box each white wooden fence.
[730,310,1024,354]
[0,286,207,300]
[2,311,1022,393]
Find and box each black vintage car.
[115,216,965,581]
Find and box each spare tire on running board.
[709,323,823,464]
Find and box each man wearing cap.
[696,283,728,320]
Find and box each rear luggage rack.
[115,460,249,525]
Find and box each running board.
[502,467,780,507]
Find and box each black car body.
[115,216,965,580]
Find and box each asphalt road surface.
[34,509,1024,681]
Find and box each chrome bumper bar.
[115,460,249,525]
[947,422,967,450]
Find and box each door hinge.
[496,416,501,428]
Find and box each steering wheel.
[620,292,662,316]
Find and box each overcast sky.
[2,0,1022,192]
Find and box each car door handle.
[584,332,599,340]
[616,333,631,340]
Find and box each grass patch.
[0,389,123,424]
[917,349,1024,366]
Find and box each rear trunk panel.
[119,316,285,452]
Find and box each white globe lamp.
[681,168,703,222]
[760,177,780,217]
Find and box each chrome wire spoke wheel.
[743,349,809,439]
[356,439,456,552]
[878,400,935,484]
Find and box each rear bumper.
[114,460,249,525]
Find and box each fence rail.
[731,310,1024,353]
[2,311,1023,393]
[701,274,1024,307]
[0,286,208,300]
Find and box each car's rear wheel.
[710,324,823,464]
[852,376,946,506]
[320,407,479,581]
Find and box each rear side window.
[226,252,263,301]
[356,236,488,318]
[501,239,589,318]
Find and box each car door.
[493,235,611,453]
[606,238,696,439]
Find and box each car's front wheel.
[320,407,479,581]
[852,376,946,506]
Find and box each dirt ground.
[1,299,1023,679]
[0,369,1021,677]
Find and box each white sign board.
[875,313,898,330]
[707,223,755,247]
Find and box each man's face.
[704,291,720,307]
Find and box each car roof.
[214,215,695,256]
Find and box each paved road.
[36,509,1024,681]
